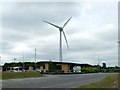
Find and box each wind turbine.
[43,17,72,62]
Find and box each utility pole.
[22,51,25,72]
[35,48,37,71]
[14,58,16,67]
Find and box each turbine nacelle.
[59,28,63,32]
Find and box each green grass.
[71,74,119,90]
[1,71,43,80]
[0,72,1,79]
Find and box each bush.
[46,70,64,74]
[81,67,99,73]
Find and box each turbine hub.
[59,27,63,31]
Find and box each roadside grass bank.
[1,71,43,80]
[71,74,119,90]
[0,72,1,79]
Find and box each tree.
[102,63,106,69]
[81,67,99,73]
[49,61,57,72]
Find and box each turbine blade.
[43,20,60,28]
[63,31,69,50]
[63,17,72,28]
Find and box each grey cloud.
[2,2,80,45]
[3,30,30,42]
[1,2,118,66]
[2,41,15,50]
[2,2,80,30]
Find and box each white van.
[7,67,22,72]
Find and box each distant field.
[71,74,119,89]
[1,71,43,80]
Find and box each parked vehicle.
[7,67,22,72]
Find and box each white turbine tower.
[43,17,72,62]
[118,40,120,67]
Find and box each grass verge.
[71,74,119,90]
[1,71,43,80]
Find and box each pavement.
[2,73,117,89]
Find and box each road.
[2,73,116,89]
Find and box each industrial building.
[2,61,92,73]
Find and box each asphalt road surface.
[2,73,116,89]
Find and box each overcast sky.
[0,1,119,66]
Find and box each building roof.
[37,61,92,67]
[3,61,92,67]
